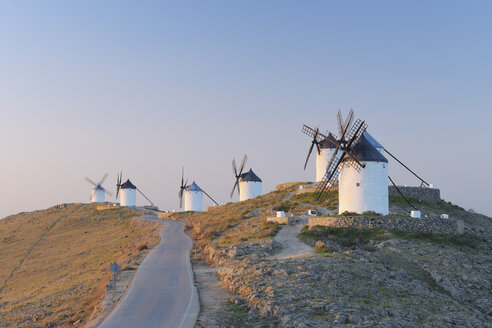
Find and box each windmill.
[302,110,356,182]
[183,181,219,212]
[231,154,263,201]
[178,167,188,209]
[303,109,367,192]
[303,109,391,215]
[85,173,112,203]
[115,171,154,207]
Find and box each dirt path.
[273,217,313,259]
[0,214,64,294]
[193,260,233,328]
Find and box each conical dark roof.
[120,179,137,189]
[185,181,202,192]
[319,133,338,149]
[345,134,388,163]
[363,131,383,149]
[240,169,262,182]
[94,184,105,191]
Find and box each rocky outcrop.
[214,237,491,327]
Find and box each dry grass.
[0,203,161,327]
[290,190,338,209]
[171,182,309,247]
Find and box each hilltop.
[169,183,492,327]
[0,204,161,327]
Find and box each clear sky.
[1,1,491,219]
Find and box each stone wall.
[293,184,441,205]
[308,216,464,235]
[388,186,441,203]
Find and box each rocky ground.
[187,185,491,327]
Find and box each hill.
[170,183,492,327]
[0,204,161,327]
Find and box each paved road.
[98,218,199,328]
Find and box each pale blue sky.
[1,1,491,218]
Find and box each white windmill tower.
[231,155,263,201]
[85,174,112,203]
[184,182,203,211]
[178,168,219,212]
[116,172,154,207]
[302,110,389,215]
[338,134,388,215]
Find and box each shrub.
[137,243,148,251]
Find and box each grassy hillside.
[179,183,492,327]
[170,182,311,247]
[0,204,161,327]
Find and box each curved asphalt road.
[98,218,199,328]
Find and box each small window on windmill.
[356,182,360,187]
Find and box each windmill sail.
[302,111,368,201]
[231,154,247,198]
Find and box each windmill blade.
[302,124,327,142]
[98,173,108,185]
[313,126,320,151]
[202,188,219,206]
[238,154,248,176]
[324,146,340,176]
[345,119,367,146]
[303,141,315,170]
[336,119,367,173]
[340,109,354,141]
[323,132,342,149]
[179,189,184,208]
[116,172,122,198]
[181,167,184,187]
[137,188,154,206]
[344,153,364,172]
[104,189,113,196]
[232,159,238,177]
[230,179,239,198]
[316,148,345,195]
[315,151,346,200]
[337,109,344,137]
[85,177,98,187]
[342,109,354,139]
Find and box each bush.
[137,243,148,251]
[339,211,359,216]
[273,202,293,212]
[201,227,217,240]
